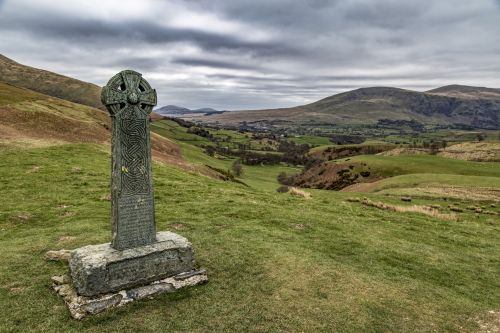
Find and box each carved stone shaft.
[101,70,158,250]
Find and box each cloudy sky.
[1,0,500,110]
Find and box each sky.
[0,0,500,110]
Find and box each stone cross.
[68,70,203,301]
[101,70,158,250]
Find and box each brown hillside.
[283,161,376,190]
[0,54,104,110]
[0,82,186,167]
[439,142,500,161]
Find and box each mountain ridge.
[0,54,104,110]
[202,85,500,129]
[155,105,220,115]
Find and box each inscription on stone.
[106,249,183,289]
[101,70,158,250]
[116,195,155,249]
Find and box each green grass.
[175,139,298,191]
[151,119,298,191]
[370,173,500,192]
[288,135,332,146]
[344,154,500,178]
[0,143,499,332]
[151,120,211,146]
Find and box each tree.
[476,133,485,142]
[232,159,244,177]
[429,141,440,155]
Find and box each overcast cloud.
[1,0,499,110]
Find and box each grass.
[0,143,499,332]
[345,154,500,178]
[288,135,332,146]
[369,173,500,192]
[152,119,299,191]
[151,120,211,146]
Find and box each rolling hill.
[202,86,500,129]
[427,84,500,100]
[155,105,220,115]
[0,54,104,110]
[0,81,189,168]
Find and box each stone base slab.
[52,270,208,319]
[69,232,195,296]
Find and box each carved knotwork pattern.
[101,70,157,197]
[101,70,157,116]
[120,117,149,195]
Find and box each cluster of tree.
[187,126,213,138]
[329,134,366,145]
[163,116,194,128]
[376,119,425,131]
[202,140,319,167]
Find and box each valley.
[0,55,499,332]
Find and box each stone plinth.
[69,232,195,297]
[52,269,208,320]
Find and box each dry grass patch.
[361,198,458,221]
[289,187,312,199]
[14,212,32,222]
[169,223,187,230]
[58,236,77,243]
[473,310,500,333]
[439,142,500,162]
[289,223,306,230]
[99,193,111,201]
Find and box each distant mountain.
[427,85,500,100]
[193,107,218,112]
[155,105,220,115]
[203,86,500,129]
[0,54,104,110]
[155,105,191,114]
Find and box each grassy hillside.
[151,119,300,191]
[345,155,500,178]
[0,82,189,168]
[0,143,499,332]
[0,55,104,110]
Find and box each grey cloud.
[0,13,300,58]
[0,0,499,110]
[171,57,259,71]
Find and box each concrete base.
[69,232,196,296]
[52,270,208,319]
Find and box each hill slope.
[0,82,186,166]
[1,142,499,332]
[0,54,104,110]
[155,105,219,115]
[203,86,500,129]
[427,84,500,100]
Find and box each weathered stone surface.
[52,270,208,319]
[101,70,158,250]
[69,232,195,297]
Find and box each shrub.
[276,185,290,193]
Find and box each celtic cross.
[101,70,157,250]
